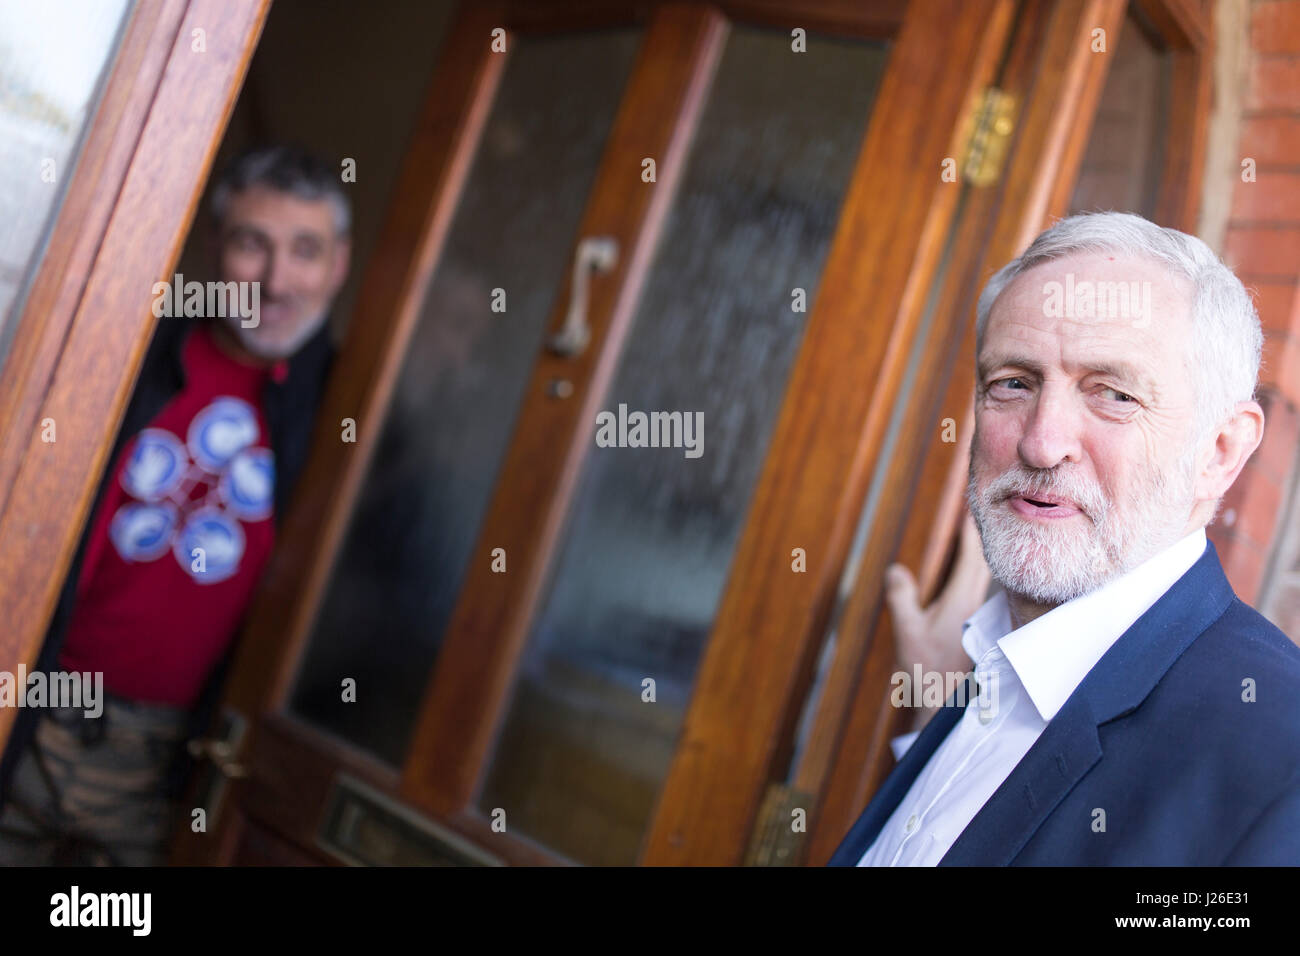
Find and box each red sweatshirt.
[59,323,286,707]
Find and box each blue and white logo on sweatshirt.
[220,447,274,521]
[173,506,245,584]
[109,502,180,562]
[109,397,272,578]
[187,396,259,472]
[121,429,187,502]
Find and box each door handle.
[548,236,619,357]
[187,736,249,779]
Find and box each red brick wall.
[1215,0,1300,641]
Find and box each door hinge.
[962,87,1016,187]
[744,782,815,866]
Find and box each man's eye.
[228,232,263,253]
[1102,387,1136,403]
[993,377,1027,390]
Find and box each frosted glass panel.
[0,0,133,363]
[478,27,889,865]
[289,30,642,762]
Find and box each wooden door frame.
[806,0,1213,865]
[506,0,904,37]
[0,0,185,517]
[1139,0,1213,229]
[0,0,272,760]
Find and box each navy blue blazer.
[828,538,1300,865]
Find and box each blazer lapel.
[937,696,1102,865]
[939,538,1236,865]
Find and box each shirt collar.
[960,589,1011,666]
[960,527,1207,722]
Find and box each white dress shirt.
[857,526,1208,866]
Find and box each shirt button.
[904,814,918,834]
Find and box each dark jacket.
[0,315,334,806]
[827,538,1300,865]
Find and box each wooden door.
[172,0,1021,866]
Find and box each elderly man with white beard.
[829,211,1300,866]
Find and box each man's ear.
[1195,400,1265,502]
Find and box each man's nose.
[260,247,294,299]
[1017,387,1083,469]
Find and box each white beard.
[966,440,1199,606]
[220,308,328,360]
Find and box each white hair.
[210,144,351,236]
[975,211,1262,448]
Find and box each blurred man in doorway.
[0,145,350,865]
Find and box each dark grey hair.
[209,144,350,236]
[975,211,1262,445]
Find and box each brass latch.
[187,737,248,779]
[744,782,815,866]
[186,709,249,830]
[962,87,1016,187]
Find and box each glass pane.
[477,26,890,865]
[1068,7,1170,217]
[288,29,642,762]
[0,0,134,364]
